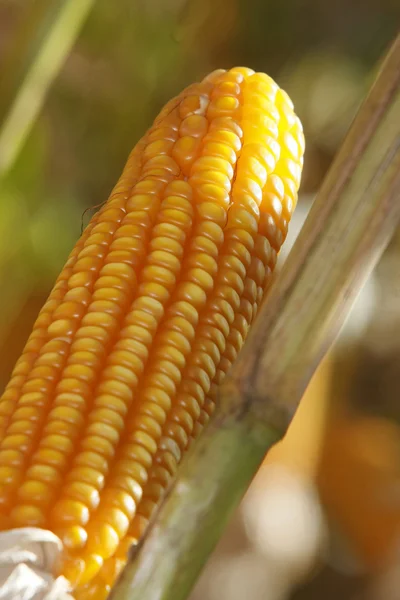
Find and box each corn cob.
[0,66,304,598]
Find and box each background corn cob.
[0,66,304,599]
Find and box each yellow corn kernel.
[0,67,304,595]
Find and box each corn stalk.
[110,33,400,600]
[0,0,96,179]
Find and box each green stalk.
[0,0,96,179]
[0,0,66,123]
[109,34,400,600]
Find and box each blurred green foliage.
[0,0,398,389]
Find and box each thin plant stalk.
[0,0,66,122]
[0,0,96,179]
[109,33,400,600]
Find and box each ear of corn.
[0,66,304,599]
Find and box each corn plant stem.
[110,34,400,600]
[0,0,96,179]
[0,0,66,123]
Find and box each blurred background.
[0,1,400,599]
